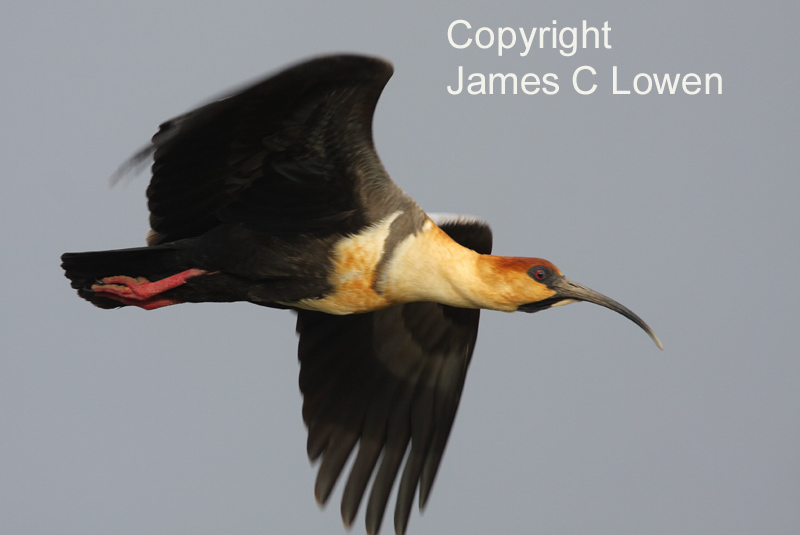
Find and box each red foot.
[91,268,208,310]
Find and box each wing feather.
[296,216,492,534]
[119,55,402,245]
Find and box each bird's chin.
[517,297,566,313]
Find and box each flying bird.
[61,54,662,535]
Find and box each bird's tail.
[61,245,187,308]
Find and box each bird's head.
[493,257,662,349]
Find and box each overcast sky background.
[2,2,798,534]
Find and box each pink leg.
[91,268,208,310]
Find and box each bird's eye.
[532,267,548,281]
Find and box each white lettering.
[521,73,540,94]
[539,26,550,49]
[447,19,612,55]
[612,68,722,96]
[490,72,517,94]
[519,27,537,56]
[582,20,598,48]
[542,73,559,95]
[475,27,494,49]
[468,72,486,95]
[705,73,722,94]
[602,21,612,48]
[634,73,652,95]
[612,66,629,94]
[652,73,681,94]
[682,73,701,95]
[448,20,472,49]
[498,27,516,56]
[447,65,463,95]
[559,27,577,56]
[573,66,597,95]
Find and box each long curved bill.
[552,277,663,350]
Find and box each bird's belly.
[292,259,394,314]
[293,284,392,315]
[291,212,403,314]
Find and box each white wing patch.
[428,212,489,228]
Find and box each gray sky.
[3,1,798,534]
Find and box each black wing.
[296,216,493,535]
[121,55,406,246]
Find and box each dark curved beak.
[549,276,663,350]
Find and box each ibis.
[61,55,661,535]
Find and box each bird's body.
[61,55,661,535]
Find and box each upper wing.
[296,215,493,535]
[121,55,401,245]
